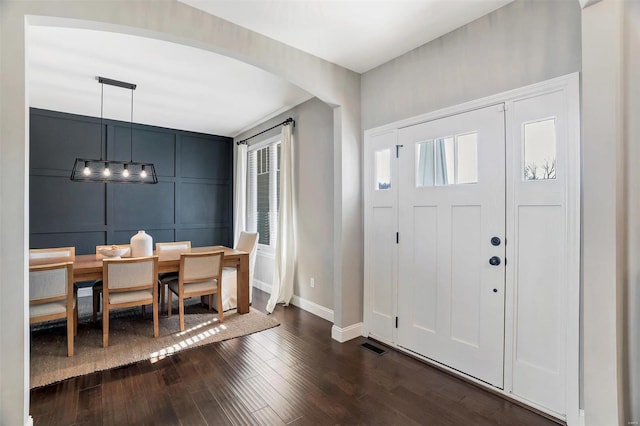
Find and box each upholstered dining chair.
[156,241,191,313]
[92,244,132,323]
[29,262,76,357]
[217,232,259,311]
[101,256,159,348]
[167,251,224,331]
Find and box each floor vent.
[361,342,386,355]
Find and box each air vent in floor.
[361,342,386,355]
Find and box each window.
[247,136,280,248]
[416,132,478,187]
[523,118,556,181]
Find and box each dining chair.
[29,262,76,357]
[156,241,191,313]
[92,244,132,323]
[217,232,259,311]
[102,256,159,348]
[167,251,224,331]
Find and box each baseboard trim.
[252,279,272,294]
[290,295,334,322]
[331,322,363,343]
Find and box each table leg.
[237,254,249,314]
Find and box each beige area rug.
[30,300,279,389]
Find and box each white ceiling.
[28,0,512,136]
[179,0,513,73]
[28,26,313,136]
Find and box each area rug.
[30,300,279,388]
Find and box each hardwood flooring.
[30,289,560,425]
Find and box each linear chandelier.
[70,77,158,184]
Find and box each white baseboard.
[25,415,34,426]
[331,322,363,343]
[578,409,585,426]
[252,279,272,294]
[290,295,334,322]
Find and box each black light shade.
[70,76,157,184]
[70,159,158,184]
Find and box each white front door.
[397,104,506,387]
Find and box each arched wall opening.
[0,3,362,424]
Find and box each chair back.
[156,241,191,261]
[180,251,224,284]
[95,244,131,259]
[236,232,259,283]
[29,247,75,266]
[29,262,73,304]
[103,256,158,292]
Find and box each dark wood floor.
[30,289,559,425]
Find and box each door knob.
[490,237,501,246]
[489,256,501,266]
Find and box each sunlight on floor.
[149,319,229,363]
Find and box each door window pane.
[524,119,556,180]
[416,140,435,187]
[436,137,455,186]
[457,133,478,184]
[375,149,391,190]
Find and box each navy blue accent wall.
[29,108,233,254]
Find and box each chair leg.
[217,290,224,323]
[92,289,100,323]
[67,309,74,357]
[142,305,146,318]
[179,294,185,331]
[160,282,165,314]
[103,305,109,348]
[74,299,78,336]
[168,292,172,318]
[209,294,213,311]
[153,298,159,338]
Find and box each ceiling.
[180,0,512,74]
[28,0,512,137]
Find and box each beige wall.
[0,2,361,424]
[236,98,335,311]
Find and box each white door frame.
[362,73,580,425]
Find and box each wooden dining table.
[46,245,250,314]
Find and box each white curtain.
[233,143,247,246]
[266,124,296,313]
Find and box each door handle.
[489,256,501,266]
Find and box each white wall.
[236,98,335,312]
[0,2,361,424]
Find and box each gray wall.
[627,1,640,422]
[236,98,334,310]
[362,0,582,130]
[30,108,233,254]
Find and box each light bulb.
[83,161,91,176]
[122,164,130,178]
[103,162,110,177]
[140,165,147,178]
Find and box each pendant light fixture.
[70,76,158,184]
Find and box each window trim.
[247,135,281,253]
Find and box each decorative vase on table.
[130,230,153,257]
